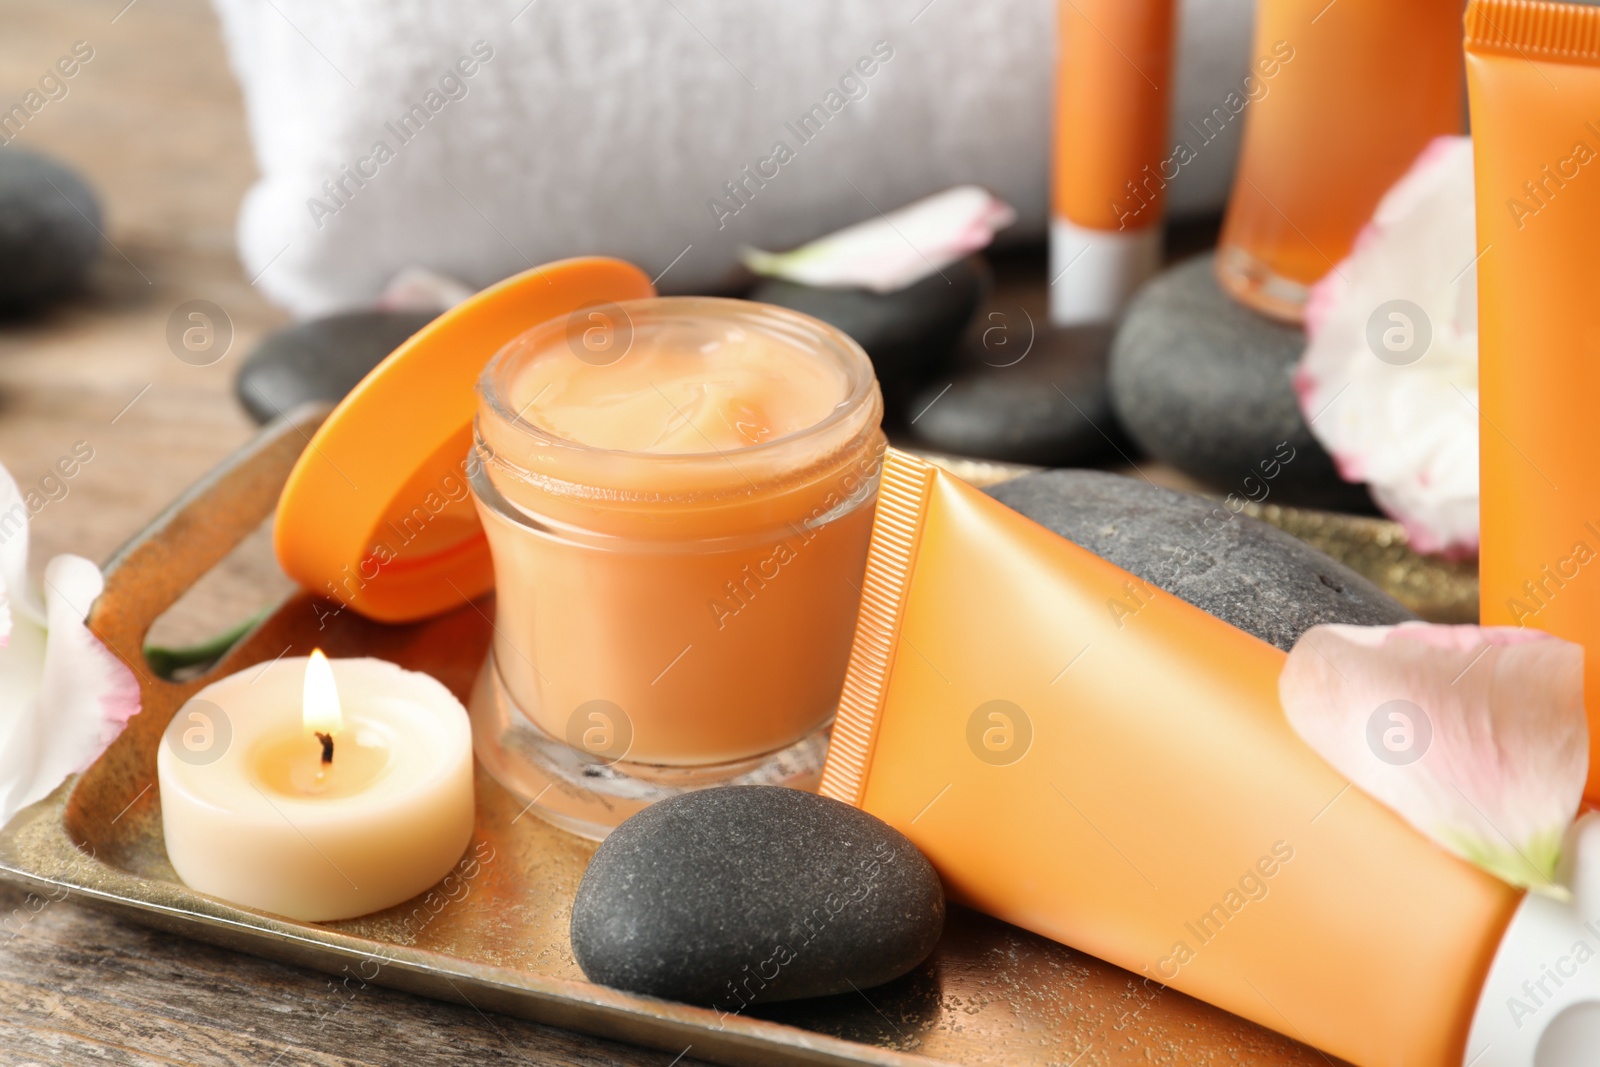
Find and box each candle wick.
[315,731,334,765]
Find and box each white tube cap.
[1048,216,1162,327]
[1465,813,1600,1066]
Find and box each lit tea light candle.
[157,652,474,922]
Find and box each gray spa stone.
[906,322,1121,466]
[0,149,102,313]
[748,256,985,389]
[1108,254,1375,513]
[988,468,1415,650]
[235,309,437,424]
[570,785,944,1011]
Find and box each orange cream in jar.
[510,317,849,454]
[471,298,885,769]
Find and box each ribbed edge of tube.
[816,449,936,808]
[1466,0,1600,63]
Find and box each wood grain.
[0,882,709,1067]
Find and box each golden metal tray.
[0,412,1352,1066]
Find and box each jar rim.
[476,295,879,465]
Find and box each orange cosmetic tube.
[1050,0,1175,326]
[819,451,1519,1067]
[1469,1,1600,804]
[1214,0,1465,322]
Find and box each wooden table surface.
[0,2,708,1062]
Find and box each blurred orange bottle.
[1214,0,1466,323]
[1050,0,1175,326]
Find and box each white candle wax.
[157,654,474,922]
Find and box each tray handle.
[89,403,329,690]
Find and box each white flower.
[740,185,1016,293]
[1297,136,1479,556]
[1280,622,1586,896]
[0,461,140,826]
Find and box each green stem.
[143,609,270,679]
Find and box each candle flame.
[303,649,343,736]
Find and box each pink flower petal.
[1303,229,1364,342]
[0,554,141,824]
[740,185,1016,293]
[40,554,140,757]
[377,266,475,313]
[1281,623,1586,894]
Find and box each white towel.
[211,0,1255,316]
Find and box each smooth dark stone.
[570,785,945,1011]
[0,149,102,313]
[905,322,1123,466]
[988,468,1415,650]
[235,310,437,424]
[747,256,985,390]
[1108,254,1375,513]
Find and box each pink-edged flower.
[1280,622,1586,896]
[740,185,1016,293]
[1297,136,1479,557]
[0,462,140,827]
[377,265,475,313]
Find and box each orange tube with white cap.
[819,450,1518,1067]
[1050,0,1176,325]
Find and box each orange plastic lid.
[273,257,656,623]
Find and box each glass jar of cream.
[468,297,884,837]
